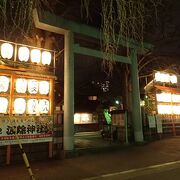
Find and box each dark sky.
[50,0,180,110]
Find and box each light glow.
[27,99,38,114]
[14,98,26,114]
[16,78,27,93]
[31,49,41,63]
[0,97,8,113]
[18,46,29,62]
[39,81,49,95]
[1,43,13,59]
[42,51,51,65]
[39,99,49,114]
[28,79,38,94]
[0,76,9,93]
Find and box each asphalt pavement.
[1,137,180,180]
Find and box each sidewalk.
[1,137,180,180]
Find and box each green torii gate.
[33,9,153,151]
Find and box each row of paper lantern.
[157,104,180,115]
[0,42,52,65]
[156,93,180,103]
[0,76,50,95]
[154,72,177,84]
[0,97,49,114]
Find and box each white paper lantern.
[27,99,38,114]
[157,105,172,114]
[28,79,38,94]
[154,72,177,84]
[170,75,177,84]
[39,81,49,95]
[0,97,8,113]
[172,94,180,103]
[0,76,10,92]
[42,51,51,65]
[156,93,171,102]
[39,99,49,114]
[18,46,30,62]
[172,105,180,115]
[14,98,26,114]
[16,78,27,93]
[31,49,41,63]
[1,43,13,59]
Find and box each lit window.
[14,98,26,114]
[18,47,29,62]
[1,43,13,59]
[39,99,49,114]
[31,49,41,63]
[74,114,81,124]
[27,99,38,114]
[0,97,8,113]
[42,51,51,65]
[74,113,92,124]
[81,114,90,123]
[28,79,38,94]
[0,76,10,93]
[39,81,49,95]
[16,78,27,93]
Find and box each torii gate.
[33,9,153,152]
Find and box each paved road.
[84,160,180,179]
[1,137,180,180]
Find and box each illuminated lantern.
[16,78,27,93]
[31,49,41,63]
[39,81,49,95]
[154,72,177,84]
[0,97,8,113]
[154,72,161,82]
[18,47,30,62]
[172,105,180,115]
[160,73,170,83]
[1,43,13,59]
[0,76,10,92]
[27,99,38,114]
[42,51,51,65]
[156,93,171,102]
[28,79,38,94]
[39,99,49,114]
[172,94,180,103]
[170,75,177,84]
[14,98,26,114]
[157,105,172,114]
